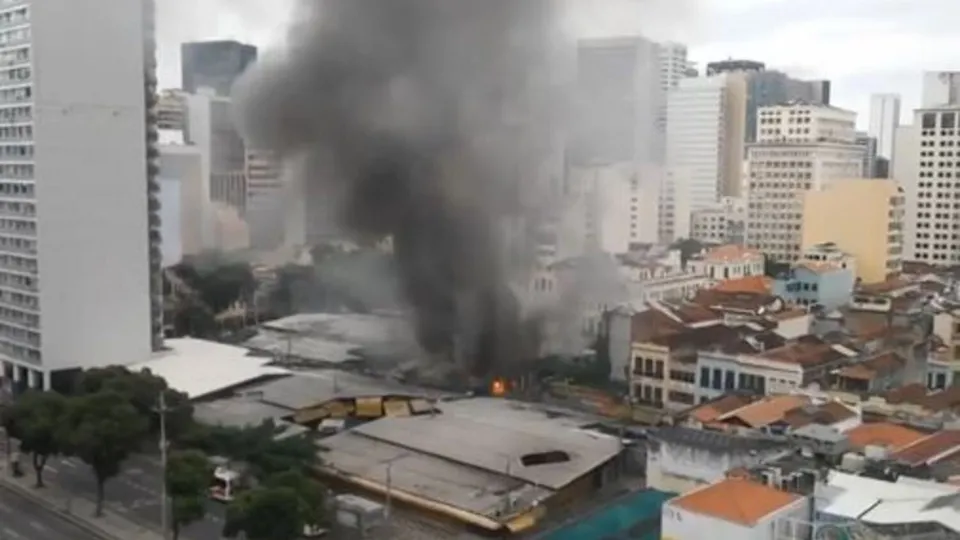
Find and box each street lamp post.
[157,391,169,540]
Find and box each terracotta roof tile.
[711,275,772,294]
[760,342,848,368]
[892,430,960,466]
[688,394,758,424]
[717,395,810,429]
[781,401,857,429]
[834,353,906,381]
[797,261,843,274]
[846,422,926,452]
[858,276,909,295]
[882,383,928,405]
[919,386,960,412]
[630,310,683,343]
[669,478,801,525]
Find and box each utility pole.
[385,461,393,519]
[158,391,169,540]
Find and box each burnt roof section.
[693,289,782,314]
[651,426,791,453]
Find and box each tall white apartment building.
[657,42,690,92]
[661,74,746,242]
[745,102,864,263]
[868,93,901,160]
[0,0,156,389]
[895,103,960,265]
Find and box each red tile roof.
[669,478,801,525]
[892,430,960,467]
[846,422,926,452]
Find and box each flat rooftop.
[247,313,421,364]
[319,398,623,521]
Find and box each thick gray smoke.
[233,1,566,377]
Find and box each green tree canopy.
[166,449,213,540]
[265,470,328,530]
[173,252,256,314]
[181,421,318,480]
[1,390,67,487]
[222,485,304,540]
[59,391,148,516]
[75,366,193,441]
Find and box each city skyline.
[157,0,957,128]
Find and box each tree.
[265,470,328,531]
[222,485,304,540]
[166,449,212,540]
[182,421,318,479]
[1,391,67,487]
[75,366,193,442]
[59,392,148,516]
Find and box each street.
[0,483,102,540]
[45,454,224,540]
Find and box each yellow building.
[801,179,904,284]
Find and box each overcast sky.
[157,0,957,129]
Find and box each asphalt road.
[45,454,224,540]
[0,483,102,540]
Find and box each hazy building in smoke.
[158,140,206,266]
[745,102,864,263]
[181,40,257,97]
[0,0,157,389]
[572,36,663,166]
[244,149,285,250]
[868,93,900,161]
[558,164,659,257]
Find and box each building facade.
[689,197,746,245]
[662,74,746,241]
[180,40,257,97]
[771,262,856,311]
[898,105,960,265]
[801,179,903,283]
[706,59,831,145]
[868,93,901,161]
[745,102,864,263]
[0,0,155,389]
[687,244,764,282]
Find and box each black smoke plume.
[233,1,565,377]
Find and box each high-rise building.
[855,131,879,178]
[572,36,662,166]
[801,179,904,284]
[244,149,284,249]
[0,0,156,389]
[868,93,901,161]
[181,40,257,97]
[745,102,864,263]
[661,74,746,241]
[706,59,831,145]
[896,104,960,265]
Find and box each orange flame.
[491,378,506,397]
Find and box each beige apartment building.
[745,102,865,263]
[801,179,904,284]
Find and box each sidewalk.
[0,461,163,540]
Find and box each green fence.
[539,489,675,540]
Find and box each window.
[943,112,957,129]
[699,367,710,388]
[711,368,722,390]
[724,370,735,389]
[922,113,937,129]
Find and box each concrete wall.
[32,0,152,371]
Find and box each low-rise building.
[815,471,960,538]
[696,337,858,401]
[831,352,908,394]
[661,477,809,540]
[772,260,856,311]
[646,426,791,494]
[687,245,764,283]
[689,197,747,245]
